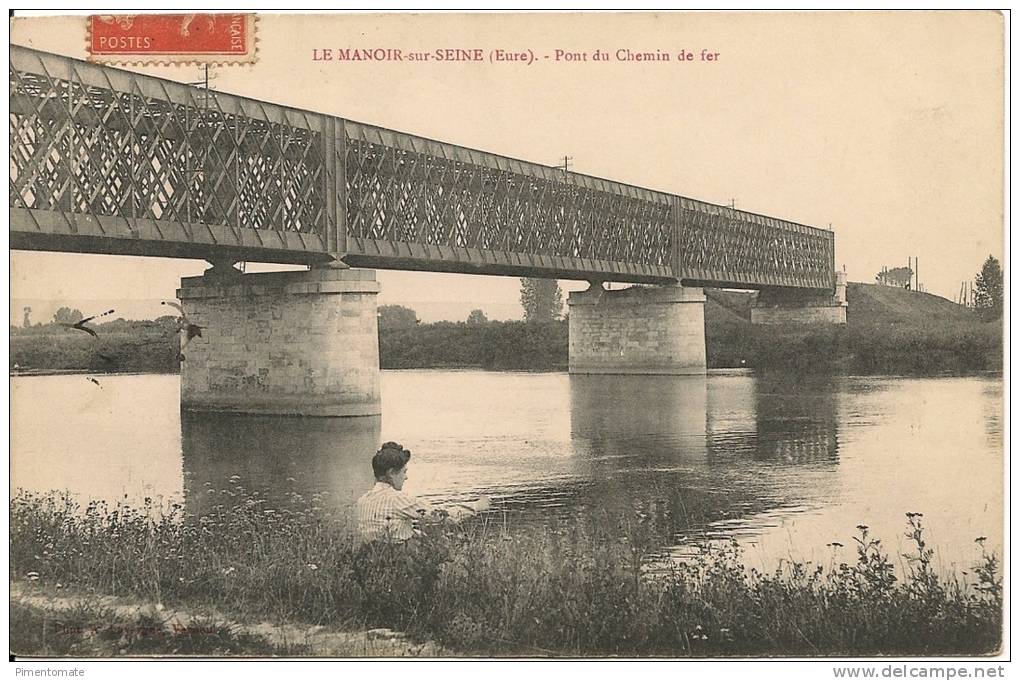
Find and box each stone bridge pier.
[177,266,381,417]
[750,271,848,325]
[567,283,707,375]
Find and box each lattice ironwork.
[677,198,834,289]
[10,46,331,259]
[10,46,836,289]
[342,122,675,280]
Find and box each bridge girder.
[9,45,835,292]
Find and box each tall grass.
[10,490,1001,656]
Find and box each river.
[10,370,1003,573]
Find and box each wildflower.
[222,566,235,575]
[856,525,869,531]
[307,563,319,571]
[26,572,39,581]
[975,536,987,544]
[55,583,63,589]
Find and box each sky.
[8,11,1006,325]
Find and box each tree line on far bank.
[10,265,1004,376]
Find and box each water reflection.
[10,370,1001,570]
[562,372,842,544]
[180,411,380,516]
[569,374,708,467]
[749,373,840,465]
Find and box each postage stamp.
[87,13,256,65]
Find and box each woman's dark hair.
[372,442,411,479]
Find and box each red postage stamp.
[87,14,256,64]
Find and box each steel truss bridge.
[10,46,835,290]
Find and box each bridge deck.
[9,45,835,290]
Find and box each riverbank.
[10,491,1002,657]
[705,284,1002,374]
[10,284,1000,375]
[11,584,444,657]
[10,317,179,375]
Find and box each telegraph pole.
[186,64,216,109]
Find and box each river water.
[10,370,1003,572]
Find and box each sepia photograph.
[7,9,1007,668]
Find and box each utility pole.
[186,64,216,109]
[728,199,737,209]
[558,156,573,173]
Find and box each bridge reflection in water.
[561,372,842,544]
[181,412,380,518]
[705,372,841,465]
[176,371,841,545]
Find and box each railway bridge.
[10,46,846,415]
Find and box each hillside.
[704,282,1000,374]
[707,283,976,327]
[845,283,975,326]
[704,289,753,324]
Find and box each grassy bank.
[706,284,1002,374]
[10,491,1002,657]
[10,285,999,376]
[10,318,179,374]
[706,316,1002,374]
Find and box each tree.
[466,309,488,324]
[876,266,912,288]
[22,307,31,329]
[520,278,563,322]
[974,255,1003,320]
[378,304,418,330]
[52,307,84,325]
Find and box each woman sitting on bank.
[354,441,491,544]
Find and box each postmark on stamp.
[87,14,256,65]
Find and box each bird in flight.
[162,301,205,357]
[61,310,115,337]
[86,376,103,389]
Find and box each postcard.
[8,10,1006,667]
